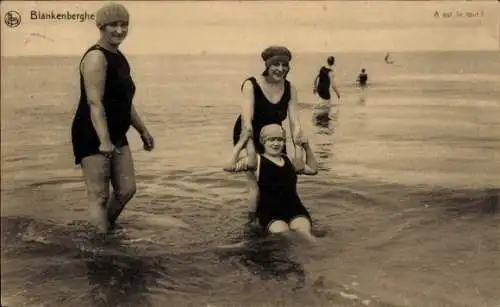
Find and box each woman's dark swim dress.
[358,73,368,87]
[256,155,312,231]
[71,45,136,165]
[232,77,290,154]
[316,66,332,100]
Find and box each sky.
[1,0,499,56]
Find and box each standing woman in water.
[232,46,306,225]
[71,3,154,233]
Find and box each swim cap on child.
[95,3,130,29]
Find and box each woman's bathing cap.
[96,3,130,29]
[261,46,292,68]
[259,124,285,145]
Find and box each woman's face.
[263,135,285,156]
[101,21,129,46]
[266,61,290,82]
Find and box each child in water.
[224,124,319,244]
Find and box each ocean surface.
[1,50,499,307]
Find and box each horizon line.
[2,48,498,59]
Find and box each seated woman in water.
[224,124,319,243]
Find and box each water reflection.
[357,87,367,106]
[313,113,331,129]
[82,233,159,307]
[311,106,337,172]
[219,227,306,290]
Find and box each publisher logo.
[4,10,21,28]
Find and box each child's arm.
[223,130,256,172]
[292,136,318,175]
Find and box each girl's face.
[263,135,285,156]
[266,61,290,82]
[101,21,129,46]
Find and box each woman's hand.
[99,142,117,158]
[293,128,307,146]
[298,135,309,147]
[141,131,155,151]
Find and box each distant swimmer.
[357,68,368,88]
[312,56,341,119]
[384,52,394,64]
[224,124,319,245]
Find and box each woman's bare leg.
[268,220,292,237]
[81,154,111,233]
[107,145,137,228]
[289,216,318,244]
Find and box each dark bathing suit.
[233,77,290,154]
[316,66,332,100]
[358,73,368,86]
[256,155,312,231]
[71,44,136,165]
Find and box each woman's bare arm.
[288,85,303,143]
[313,74,319,93]
[329,71,341,99]
[301,142,318,175]
[131,105,149,136]
[287,85,306,170]
[292,145,305,172]
[81,50,112,148]
[241,80,257,169]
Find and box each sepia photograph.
[1,0,499,306]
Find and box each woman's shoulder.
[244,75,257,83]
[245,75,258,85]
[84,49,106,59]
[81,48,107,71]
[82,45,106,57]
[241,76,257,92]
